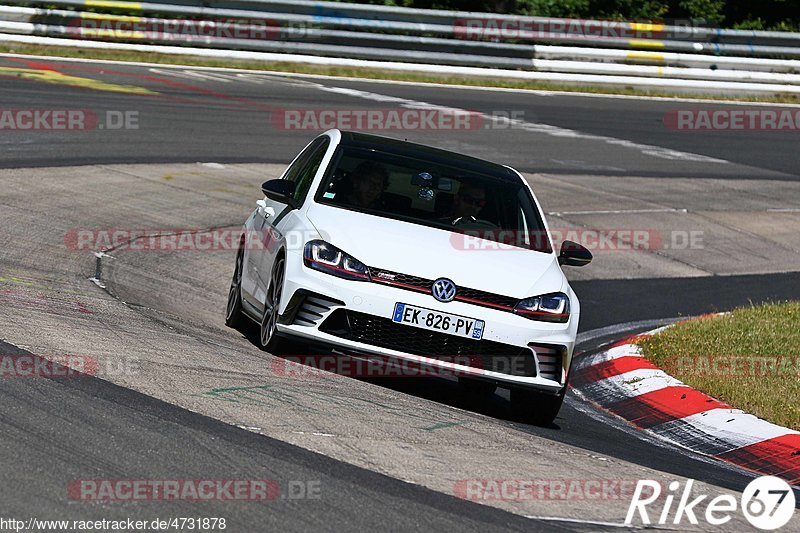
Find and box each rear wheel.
[259,256,286,353]
[225,246,246,329]
[510,387,565,426]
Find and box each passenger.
[344,161,389,209]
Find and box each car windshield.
[315,146,552,253]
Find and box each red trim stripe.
[605,386,730,429]
[715,434,800,485]
[371,276,518,312]
[372,278,429,293]
[454,294,513,310]
[571,356,659,387]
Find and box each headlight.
[303,240,370,281]
[513,292,570,323]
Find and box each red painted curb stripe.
[571,356,659,387]
[716,434,800,485]
[605,386,730,429]
[579,327,798,486]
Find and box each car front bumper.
[276,251,578,394]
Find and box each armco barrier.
[1,0,800,96]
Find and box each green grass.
[639,302,800,430]
[2,42,800,104]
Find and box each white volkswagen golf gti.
[226,129,592,425]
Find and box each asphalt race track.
[1,54,799,531]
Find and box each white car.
[226,129,591,425]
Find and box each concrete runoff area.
[0,163,798,529]
[526,173,800,280]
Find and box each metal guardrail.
[65,0,800,47]
[3,0,800,56]
[203,0,800,46]
[1,0,800,95]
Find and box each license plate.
[392,303,485,340]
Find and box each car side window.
[281,141,317,183]
[288,137,330,205]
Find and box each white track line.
[4,48,800,107]
[312,85,729,164]
[549,208,689,216]
[524,515,635,528]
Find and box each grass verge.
[2,42,800,104]
[639,302,800,430]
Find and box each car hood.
[306,203,565,299]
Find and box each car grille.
[370,267,518,311]
[319,309,536,377]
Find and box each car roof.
[337,131,523,184]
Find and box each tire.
[259,256,286,353]
[225,246,246,329]
[510,387,565,426]
[457,377,497,397]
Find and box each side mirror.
[261,179,297,208]
[558,240,592,267]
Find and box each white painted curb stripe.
[657,408,799,449]
[580,367,684,400]
[574,325,799,483]
[572,342,643,371]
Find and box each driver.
[344,161,389,209]
[449,182,486,223]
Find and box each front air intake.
[530,343,565,384]
[279,290,344,326]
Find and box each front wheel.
[259,256,286,353]
[510,387,565,426]
[225,246,246,329]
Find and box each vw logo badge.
[431,278,457,303]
